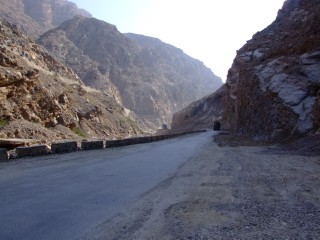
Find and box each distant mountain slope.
[38,16,222,128]
[171,86,225,131]
[0,18,142,142]
[126,33,222,106]
[0,0,91,38]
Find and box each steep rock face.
[225,0,320,141]
[171,86,225,131]
[0,18,142,142]
[0,0,91,38]
[126,33,222,120]
[38,17,222,128]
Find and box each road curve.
[0,131,215,240]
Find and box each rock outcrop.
[224,0,320,142]
[171,86,225,131]
[0,18,142,143]
[0,0,91,38]
[37,17,222,128]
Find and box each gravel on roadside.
[83,140,320,240]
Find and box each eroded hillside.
[0,18,142,143]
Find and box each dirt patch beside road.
[84,140,320,239]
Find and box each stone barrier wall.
[5,130,206,160]
[16,145,49,158]
[0,148,8,161]
[105,131,197,148]
[51,141,78,154]
[81,140,104,150]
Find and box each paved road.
[84,137,320,240]
[0,131,214,240]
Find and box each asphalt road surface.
[82,136,320,240]
[0,131,214,240]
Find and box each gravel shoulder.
[83,138,320,239]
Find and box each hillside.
[0,18,142,143]
[38,16,222,128]
[0,0,91,38]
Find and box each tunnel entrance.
[213,121,221,131]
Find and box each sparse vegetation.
[0,119,9,128]
[71,127,87,138]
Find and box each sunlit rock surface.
[224,0,320,141]
[0,18,142,142]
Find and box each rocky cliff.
[38,16,222,128]
[0,0,91,38]
[0,18,142,143]
[224,0,320,141]
[171,86,225,131]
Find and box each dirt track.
[84,138,320,239]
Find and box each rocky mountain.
[0,18,142,143]
[224,0,320,142]
[171,86,225,131]
[37,16,222,128]
[0,0,91,38]
[171,0,320,143]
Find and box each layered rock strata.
[224,0,320,141]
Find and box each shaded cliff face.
[0,18,142,142]
[224,0,320,141]
[126,33,222,119]
[0,0,91,38]
[171,86,225,131]
[38,17,222,128]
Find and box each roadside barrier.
[0,148,8,161]
[51,141,78,154]
[16,145,49,158]
[105,131,202,148]
[6,130,206,160]
[81,140,104,150]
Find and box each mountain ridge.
[0,0,222,136]
[0,0,91,38]
[38,16,222,128]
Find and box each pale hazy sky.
[69,0,285,81]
